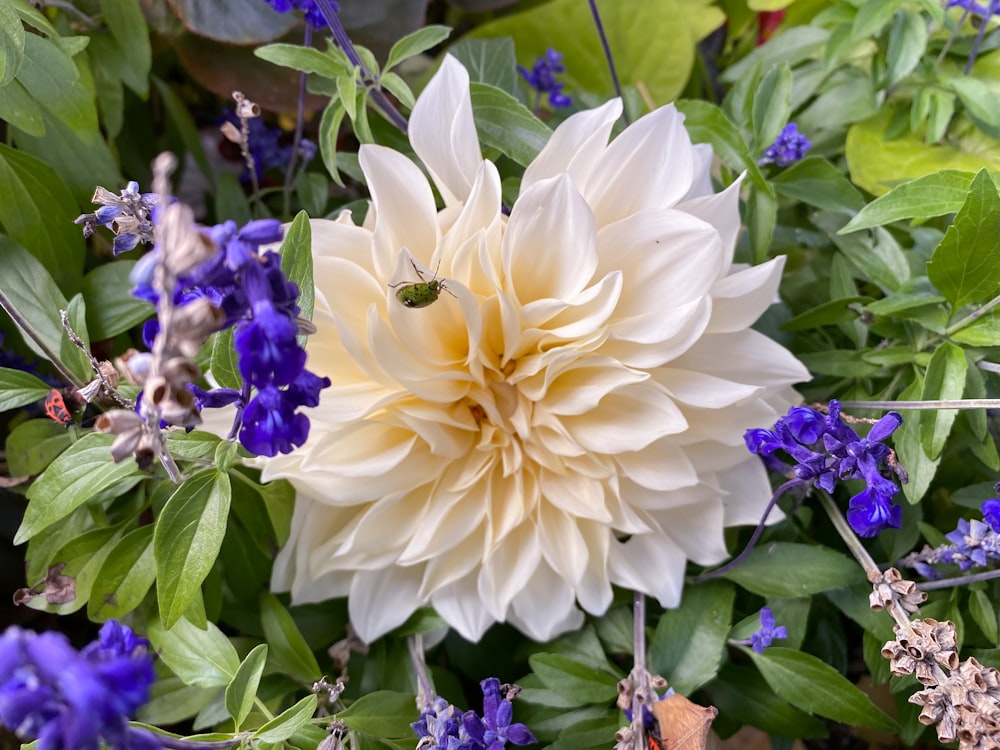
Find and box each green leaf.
[971,590,999,643]
[0,237,90,381]
[894,376,941,503]
[28,525,123,614]
[772,157,866,214]
[385,25,450,72]
[675,99,770,193]
[528,653,619,704]
[255,43,347,78]
[846,110,1000,197]
[226,643,267,729]
[549,714,620,750]
[260,592,322,683]
[721,26,829,85]
[337,691,418,738]
[447,37,518,94]
[81,261,153,340]
[16,432,142,543]
[5,418,75,476]
[280,211,314,325]
[468,0,704,105]
[951,308,1000,346]
[337,69,358,122]
[0,0,25,86]
[253,694,318,742]
[832,224,910,292]
[919,342,967,459]
[88,525,156,621]
[0,78,45,135]
[469,82,551,167]
[948,76,1000,139]
[0,142,84,291]
[711,664,829,739]
[98,0,151,95]
[378,71,415,110]
[154,469,232,628]
[319,100,347,187]
[0,366,52,411]
[746,184,777,265]
[210,328,241,391]
[17,33,98,133]
[751,63,792,150]
[797,350,882,378]
[885,10,928,86]
[927,170,1000,310]
[780,296,871,331]
[165,430,224,461]
[148,616,241,688]
[750,647,897,731]
[137,677,217,726]
[152,76,212,182]
[648,581,734,694]
[720,542,864,597]
[852,0,902,39]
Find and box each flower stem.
[838,398,1000,410]
[284,24,314,218]
[312,0,409,134]
[816,489,880,576]
[964,9,991,74]
[690,478,805,583]
[586,0,630,125]
[947,291,1000,335]
[407,634,435,711]
[918,566,1000,590]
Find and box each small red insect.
[44,389,73,425]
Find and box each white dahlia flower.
[264,55,810,643]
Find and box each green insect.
[389,259,456,308]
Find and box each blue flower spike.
[518,48,572,109]
[749,608,789,653]
[759,123,811,167]
[412,680,536,750]
[0,621,160,750]
[744,401,906,537]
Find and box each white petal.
[502,174,598,303]
[656,368,762,408]
[717,456,786,528]
[575,521,613,614]
[359,145,439,280]
[508,562,582,642]
[477,524,542,620]
[583,104,695,227]
[706,256,786,334]
[538,503,590,585]
[608,532,687,607]
[614,439,698,492]
[409,54,483,206]
[682,142,715,201]
[521,99,622,192]
[677,174,744,271]
[349,566,426,642]
[562,383,687,454]
[674,330,811,386]
[431,573,497,642]
[655,497,729,566]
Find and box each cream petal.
[655,497,729,566]
[507,562,582,642]
[655,368,762,408]
[716,456,786,527]
[419,531,487,596]
[349,566,426,642]
[561,383,687,453]
[502,174,598,303]
[400,487,487,565]
[614,439,698,492]
[601,297,713,369]
[527,357,648,416]
[674,330,812,386]
[359,145,440,280]
[431,573,497,642]
[596,209,724,343]
[583,105,695,227]
[307,217,374,269]
[538,503,590,586]
[574,521,613,614]
[540,471,612,523]
[440,160,503,279]
[682,142,715,201]
[477,523,542,620]
[521,98,622,192]
[707,256,786,334]
[409,54,483,206]
[677,175,744,271]
[608,532,687,607]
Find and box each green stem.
[816,490,879,576]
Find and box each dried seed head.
[95,409,144,435]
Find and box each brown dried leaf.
[653,693,720,750]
